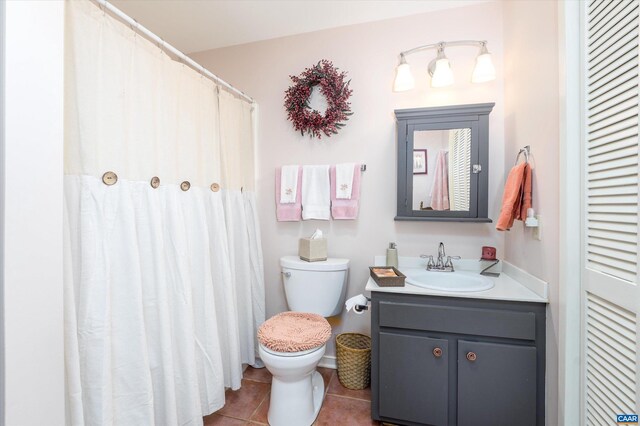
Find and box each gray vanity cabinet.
[371,292,546,426]
[457,341,537,426]
[379,333,448,425]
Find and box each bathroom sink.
[402,268,495,292]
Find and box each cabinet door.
[379,332,448,425]
[458,340,537,426]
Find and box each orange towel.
[496,162,532,231]
[519,163,532,221]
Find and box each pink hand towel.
[330,164,361,219]
[275,166,303,221]
[430,151,450,211]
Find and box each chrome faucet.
[421,242,460,272]
[437,242,446,268]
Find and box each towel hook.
[515,146,530,165]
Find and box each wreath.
[284,60,353,138]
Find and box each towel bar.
[515,146,530,165]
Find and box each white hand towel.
[302,165,331,220]
[335,163,356,199]
[279,165,299,204]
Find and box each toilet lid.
[257,311,331,353]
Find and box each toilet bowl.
[257,256,349,426]
[258,344,326,426]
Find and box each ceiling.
[110,0,488,54]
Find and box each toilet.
[257,256,349,426]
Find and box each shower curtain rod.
[93,0,256,104]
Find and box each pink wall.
[503,1,560,424]
[191,1,507,361]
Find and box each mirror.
[395,103,494,222]
[412,128,471,212]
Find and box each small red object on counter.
[481,246,497,261]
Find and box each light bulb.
[429,47,454,88]
[472,44,496,83]
[431,58,454,88]
[393,56,415,92]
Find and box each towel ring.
[515,146,530,165]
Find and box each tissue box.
[299,238,327,262]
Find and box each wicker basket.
[335,333,372,390]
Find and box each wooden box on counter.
[369,267,405,287]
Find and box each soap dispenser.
[386,242,398,268]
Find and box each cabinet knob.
[433,347,443,358]
[466,351,477,362]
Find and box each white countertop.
[365,256,548,304]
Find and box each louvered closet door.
[583,0,640,423]
[449,128,471,211]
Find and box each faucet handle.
[420,254,435,268]
[444,256,461,268]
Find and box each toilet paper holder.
[345,294,371,314]
[354,296,371,313]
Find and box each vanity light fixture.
[393,40,496,91]
[393,54,415,91]
[471,42,496,83]
[430,45,454,88]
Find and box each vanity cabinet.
[371,292,545,426]
[379,333,449,425]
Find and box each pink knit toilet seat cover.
[258,311,331,353]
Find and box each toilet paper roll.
[345,294,369,315]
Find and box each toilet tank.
[280,256,349,317]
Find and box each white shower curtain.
[63,1,265,425]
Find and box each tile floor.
[203,366,380,425]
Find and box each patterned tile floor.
[203,366,380,425]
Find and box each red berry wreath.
[284,60,353,139]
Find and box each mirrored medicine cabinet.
[395,103,495,222]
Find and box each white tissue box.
[298,238,327,262]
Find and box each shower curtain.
[63,1,265,425]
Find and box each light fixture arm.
[399,40,488,59]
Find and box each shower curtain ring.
[130,18,138,36]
